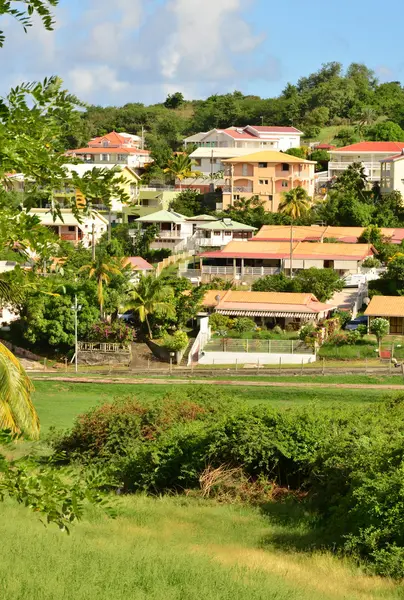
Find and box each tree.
[124,274,176,339]
[170,189,203,217]
[164,92,185,110]
[370,317,390,348]
[0,0,58,47]
[0,342,39,438]
[164,154,200,189]
[365,121,404,142]
[278,186,311,219]
[334,128,359,147]
[293,268,344,302]
[252,273,294,292]
[285,147,306,159]
[79,257,122,319]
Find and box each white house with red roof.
[328,142,404,182]
[380,149,404,196]
[66,131,152,172]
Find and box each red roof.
[123,256,154,271]
[247,126,302,134]
[315,144,335,150]
[222,129,257,140]
[332,142,404,153]
[89,132,129,146]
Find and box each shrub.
[357,324,367,337]
[346,330,362,344]
[88,320,135,344]
[209,313,233,331]
[161,330,189,352]
[272,325,283,335]
[233,317,256,334]
[298,322,317,342]
[362,256,381,268]
[325,332,348,346]
[334,310,352,328]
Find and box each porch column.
[241,258,245,277]
[233,258,237,278]
[58,226,62,239]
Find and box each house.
[184,125,303,151]
[131,210,256,251]
[221,151,316,212]
[199,240,375,282]
[328,142,404,182]
[122,188,181,220]
[122,256,154,283]
[30,209,108,247]
[253,225,404,244]
[202,289,336,328]
[365,295,404,334]
[380,150,404,197]
[66,131,153,172]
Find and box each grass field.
[31,380,398,433]
[2,380,403,599]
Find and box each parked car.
[345,315,368,331]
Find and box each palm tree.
[164,155,201,190]
[79,257,122,318]
[278,186,311,220]
[124,274,176,339]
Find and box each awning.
[216,309,318,318]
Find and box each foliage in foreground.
[53,390,404,577]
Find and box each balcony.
[201,266,281,276]
[156,230,186,239]
[222,185,253,193]
[329,161,381,180]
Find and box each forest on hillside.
[72,62,404,155]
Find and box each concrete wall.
[198,352,316,365]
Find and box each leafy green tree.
[334,127,359,147]
[164,92,185,110]
[170,189,203,216]
[124,274,176,339]
[285,147,306,159]
[278,186,311,219]
[365,121,404,141]
[293,268,344,302]
[252,273,294,292]
[370,317,389,347]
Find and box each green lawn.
[0,495,402,600]
[32,381,398,434]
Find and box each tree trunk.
[145,314,153,339]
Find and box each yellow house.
[380,151,404,197]
[222,150,316,212]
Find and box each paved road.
[33,376,404,390]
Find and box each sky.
[0,0,403,107]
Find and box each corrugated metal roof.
[135,210,187,223]
[200,241,374,260]
[223,150,315,164]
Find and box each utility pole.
[290,222,294,278]
[260,116,264,126]
[141,125,145,150]
[91,223,96,261]
[108,210,112,242]
[72,295,82,374]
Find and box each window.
[258,162,267,168]
[101,154,109,161]
[195,159,202,166]
[210,158,217,164]
[259,179,263,184]
[268,195,273,202]
[282,181,288,188]
[224,231,232,236]
[282,163,290,171]
[233,194,240,200]
[264,179,268,184]
[242,164,248,176]
[117,154,126,161]
[102,141,109,147]
[68,226,75,232]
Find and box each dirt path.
[33,376,404,390]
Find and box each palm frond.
[0,343,39,439]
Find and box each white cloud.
[0,0,272,105]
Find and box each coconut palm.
[278,186,311,220]
[124,274,176,339]
[164,155,201,190]
[79,256,122,318]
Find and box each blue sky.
[0,0,402,106]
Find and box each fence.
[155,252,192,275]
[205,338,313,354]
[78,342,131,354]
[187,329,211,366]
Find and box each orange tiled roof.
[202,290,335,314]
[365,296,404,317]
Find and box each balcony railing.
[329,161,381,171]
[156,230,185,239]
[223,186,253,193]
[201,266,280,276]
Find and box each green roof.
[186,214,217,222]
[196,219,256,231]
[135,209,187,224]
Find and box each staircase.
[180,338,195,366]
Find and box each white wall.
[199,352,316,365]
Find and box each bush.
[362,256,381,268]
[370,318,390,344]
[233,317,256,334]
[346,330,362,344]
[357,324,367,337]
[161,330,189,352]
[209,313,233,331]
[89,320,135,344]
[298,322,317,342]
[272,325,283,335]
[334,310,352,328]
